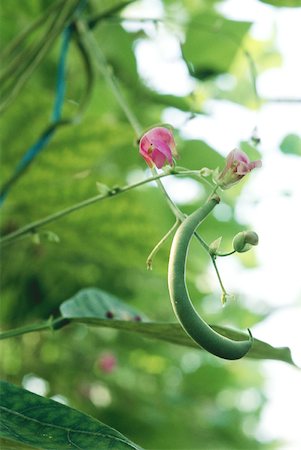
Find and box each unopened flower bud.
[233,231,259,253]
[139,126,177,169]
[209,236,222,255]
[213,148,262,190]
[200,167,213,177]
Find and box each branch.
[0,170,196,246]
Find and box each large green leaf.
[182,12,251,79]
[0,381,142,450]
[64,319,295,366]
[179,139,225,169]
[59,288,295,365]
[0,291,295,365]
[60,288,149,321]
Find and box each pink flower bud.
[139,127,178,169]
[98,353,117,374]
[214,148,262,190]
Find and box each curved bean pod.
[168,195,252,360]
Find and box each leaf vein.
[0,406,138,449]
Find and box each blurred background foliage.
[0,0,297,449]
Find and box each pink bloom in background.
[98,353,117,374]
[139,126,177,169]
[215,148,262,189]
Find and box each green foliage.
[259,0,301,6]
[182,12,251,79]
[60,288,148,321]
[1,287,294,365]
[280,134,301,156]
[0,0,298,448]
[0,381,142,449]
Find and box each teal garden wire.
[0,25,72,205]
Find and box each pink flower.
[139,127,177,169]
[215,148,262,189]
[98,353,117,374]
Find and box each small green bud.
[221,292,235,305]
[96,182,110,195]
[233,231,259,253]
[209,236,222,255]
[200,167,213,177]
[44,231,60,243]
[221,292,227,305]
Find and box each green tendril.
[168,195,253,360]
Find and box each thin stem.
[217,250,236,257]
[151,167,211,253]
[0,0,70,61]
[147,219,180,270]
[0,318,68,340]
[78,23,210,255]
[77,21,142,138]
[0,171,191,246]
[211,255,228,304]
[263,97,301,103]
[78,23,214,257]
[150,167,184,219]
[87,1,136,29]
[77,23,222,267]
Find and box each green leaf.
[58,288,295,365]
[60,288,148,321]
[258,0,301,6]
[0,381,143,450]
[0,437,35,449]
[0,286,295,365]
[179,139,225,170]
[67,319,295,366]
[182,12,251,79]
[280,134,301,156]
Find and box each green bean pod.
[168,195,252,360]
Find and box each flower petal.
[139,134,152,153]
[151,149,167,168]
[236,161,250,175]
[249,160,262,170]
[151,139,173,165]
[234,149,250,164]
[139,147,154,167]
[139,126,177,168]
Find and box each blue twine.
[52,25,72,122]
[0,25,73,205]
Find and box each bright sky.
[123,0,301,448]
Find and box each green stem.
[150,167,183,218]
[77,21,142,138]
[78,23,213,258]
[217,250,236,257]
[0,318,69,340]
[151,167,211,253]
[0,171,192,246]
[211,256,228,303]
[0,0,65,60]
[147,219,180,270]
[76,24,227,297]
